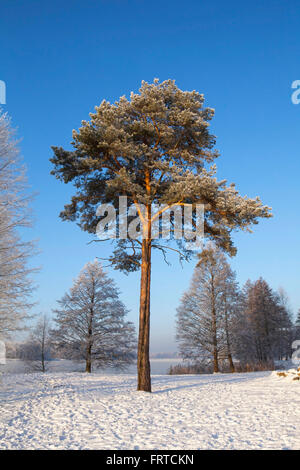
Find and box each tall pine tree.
[50,79,271,391]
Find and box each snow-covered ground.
[1,358,180,375]
[0,371,299,450]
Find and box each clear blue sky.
[1,0,299,352]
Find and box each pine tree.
[50,79,272,391]
[51,260,136,372]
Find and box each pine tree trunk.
[137,238,152,392]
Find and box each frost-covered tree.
[295,309,300,338]
[176,244,237,372]
[219,263,241,372]
[31,315,51,372]
[0,111,36,337]
[50,79,272,391]
[19,315,52,372]
[275,288,294,361]
[52,260,136,372]
[235,279,293,363]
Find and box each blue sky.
[1,0,299,352]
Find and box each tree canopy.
[51,79,272,266]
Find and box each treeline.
[175,244,298,374]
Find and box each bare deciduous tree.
[31,315,51,372]
[17,315,52,372]
[51,260,136,372]
[0,111,37,338]
[295,309,300,339]
[234,279,293,364]
[176,244,236,372]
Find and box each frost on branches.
[51,260,136,372]
[51,79,272,391]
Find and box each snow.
[0,371,299,450]
[271,368,300,383]
[1,358,181,375]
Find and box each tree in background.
[0,111,36,338]
[275,288,294,361]
[295,309,300,338]
[176,244,238,372]
[31,315,51,372]
[51,260,136,373]
[219,262,241,372]
[235,279,293,364]
[50,79,271,391]
[18,314,52,372]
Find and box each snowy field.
[1,370,299,450]
[1,358,181,375]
